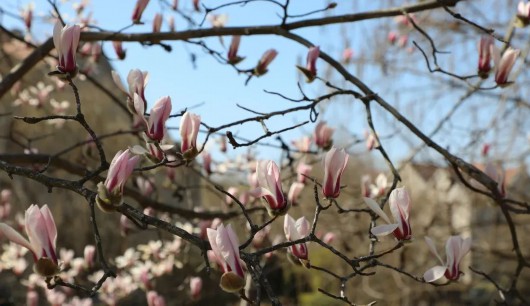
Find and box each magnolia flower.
[83,245,96,268]
[387,31,397,45]
[424,236,471,282]
[296,161,312,184]
[112,69,149,115]
[284,214,310,267]
[517,1,530,21]
[190,277,202,300]
[314,121,334,150]
[193,0,200,12]
[113,41,126,60]
[297,46,320,83]
[146,291,166,306]
[492,46,520,86]
[288,182,305,206]
[208,14,228,28]
[207,224,246,292]
[227,36,244,64]
[180,112,201,160]
[132,0,150,24]
[322,232,336,244]
[250,160,288,215]
[202,151,212,175]
[342,47,354,63]
[322,148,349,199]
[21,3,33,31]
[292,136,311,153]
[361,175,372,198]
[364,187,412,241]
[168,16,175,32]
[96,149,140,211]
[225,187,239,206]
[52,21,81,76]
[365,131,379,150]
[172,0,178,10]
[146,96,172,142]
[153,14,163,32]
[369,173,389,198]
[478,36,494,78]
[255,49,278,76]
[0,204,60,277]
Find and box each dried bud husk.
[34,257,60,277]
[219,272,246,293]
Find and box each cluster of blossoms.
[477,36,520,86]
[6,3,492,302]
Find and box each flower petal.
[371,223,399,236]
[423,265,447,283]
[363,197,392,224]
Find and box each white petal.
[424,236,444,265]
[0,223,34,254]
[371,223,399,236]
[423,265,447,283]
[364,197,392,224]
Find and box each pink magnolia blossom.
[202,151,212,175]
[292,136,311,153]
[52,21,81,75]
[21,3,33,31]
[180,112,201,160]
[365,130,379,150]
[152,13,163,33]
[113,41,126,60]
[27,290,38,306]
[284,214,310,266]
[208,14,228,28]
[193,0,200,12]
[342,47,354,63]
[424,236,471,282]
[172,0,179,10]
[190,277,202,300]
[296,161,312,184]
[136,176,155,197]
[387,31,397,45]
[322,148,349,199]
[397,35,408,48]
[517,1,530,19]
[219,135,227,152]
[361,175,371,198]
[112,69,149,116]
[369,173,389,198]
[255,49,278,76]
[206,224,246,292]
[297,46,320,82]
[288,182,305,206]
[478,36,494,78]
[168,16,176,32]
[492,46,520,86]
[146,291,166,306]
[83,245,96,268]
[97,149,140,210]
[0,204,59,277]
[225,187,239,206]
[146,96,172,142]
[227,35,244,64]
[132,0,150,24]
[314,121,334,150]
[250,160,288,215]
[322,232,336,244]
[364,187,412,241]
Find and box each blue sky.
[2,0,529,169]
